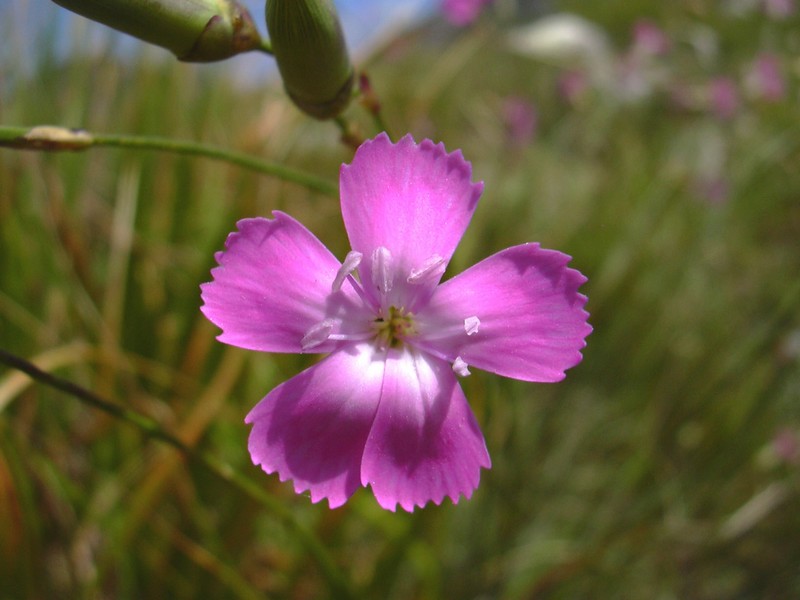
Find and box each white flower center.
[302,248,481,378]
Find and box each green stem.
[0,347,357,599]
[354,72,392,139]
[0,125,337,197]
[369,110,392,140]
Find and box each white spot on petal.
[464,316,481,336]
[332,250,362,292]
[371,246,393,294]
[407,254,446,285]
[453,356,471,377]
[301,319,337,351]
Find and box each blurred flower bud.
[266,0,354,119]
[51,0,263,62]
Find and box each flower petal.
[360,347,491,512]
[415,244,591,382]
[200,213,365,354]
[339,133,483,309]
[246,344,384,508]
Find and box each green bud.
[50,0,263,62]
[266,0,354,119]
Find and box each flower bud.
[266,0,354,119]
[51,0,263,62]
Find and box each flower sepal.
[52,0,263,62]
[265,0,354,119]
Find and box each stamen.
[371,246,393,295]
[464,316,481,336]
[407,254,446,285]
[301,318,337,351]
[453,356,471,377]
[332,250,362,292]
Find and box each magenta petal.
[443,0,491,26]
[360,348,491,512]
[246,344,384,508]
[340,133,483,306]
[415,244,591,382]
[200,213,355,354]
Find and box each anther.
[301,319,337,351]
[371,246,393,294]
[452,356,471,377]
[464,316,481,336]
[332,250,362,292]
[407,254,446,285]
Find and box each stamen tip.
[332,251,363,292]
[453,356,471,377]
[407,254,447,285]
[372,246,393,294]
[301,319,336,351]
[464,316,481,336]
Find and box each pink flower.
[631,19,671,56]
[746,53,786,102]
[558,69,591,105]
[763,0,795,18]
[708,76,740,120]
[200,134,591,511]
[693,176,730,206]
[502,96,538,147]
[772,428,800,465]
[442,0,493,26]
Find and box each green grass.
[1,1,799,598]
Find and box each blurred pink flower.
[558,69,591,105]
[772,428,800,465]
[746,53,786,102]
[631,19,671,56]
[442,0,494,26]
[763,0,795,18]
[201,134,591,511]
[708,77,740,120]
[502,96,538,147]
[694,176,730,206]
[668,81,694,111]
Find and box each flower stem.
[0,125,337,197]
[357,72,392,139]
[0,347,357,599]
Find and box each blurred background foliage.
[1,0,800,598]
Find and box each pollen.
[373,305,415,348]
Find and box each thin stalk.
[0,347,357,599]
[334,116,364,150]
[0,126,337,197]
[369,110,392,140]
[356,73,392,139]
